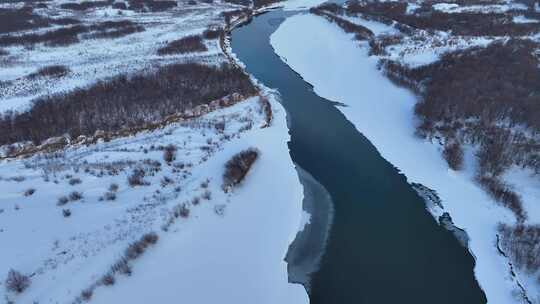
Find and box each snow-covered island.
[271,1,539,303]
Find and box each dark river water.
[231,9,487,304]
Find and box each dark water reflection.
[231,10,487,304]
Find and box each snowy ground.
[0,0,232,114]
[271,12,539,304]
[0,94,309,304]
[0,1,311,303]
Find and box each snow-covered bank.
[271,13,537,303]
[0,96,308,304]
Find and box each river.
[231,9,487,304]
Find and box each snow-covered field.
[0,1,311,303]
[271,12,539,303]
[0,94,309,303]
[0,1,230,114]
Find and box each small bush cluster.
[128,168,148,187]
[62,208,72,217]
[442,141,463,171]
[203,28,223,40]
[4,269,30,293]
[163,144,177,163]
[157,35,207,55]
[125,232,159,259]
[69,191,83,201]
[77,231,159,300]
[477,176,526,222]
[222,148,259,191]
[68,177,82,185]
[23,188,36,196]
[28,65,70,79]
[57,191,83,205]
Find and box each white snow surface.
[0,96,308,304]
[271,13,539,303]
[281,0,327,11]
[433,2,528,13]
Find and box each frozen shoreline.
[270,13,535,303]
[286,165,334,293]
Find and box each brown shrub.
[442,141,463,170]
[222,148,259,191]
[157,35,207,55]
[5,270,30,293]
[163,145,177,163]
[203,28,223,40]
[477,175,526,222]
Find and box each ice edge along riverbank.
[270,13,536,304]
[225,11,333,296]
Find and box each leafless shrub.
[200,179,209,189]
[5,269,30,293]
[109,183,119,192]
[69,177,82,185]
[101,273,115,286]
[69,191,83,201]
[222,148,259,191]
[157,35,207,55]
[125,232,159,260]
[172,203,190,218]
[62,208,71,217]
[81,288,93,301]
[477,175,526,222]
[202,190,211,200]
[28,65,70,79]
[203,28,223,40]
[163,145,177,163]
[128,168,148,187]
[110,257,131,276]
[103,191,117,201]
[191,197,200,205]
[442,141,463,170]
[142,232,158,244]
[23,188,36,196]
[160,176,174,187]
[57,196,69,206]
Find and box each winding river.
[231,9,487,304]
